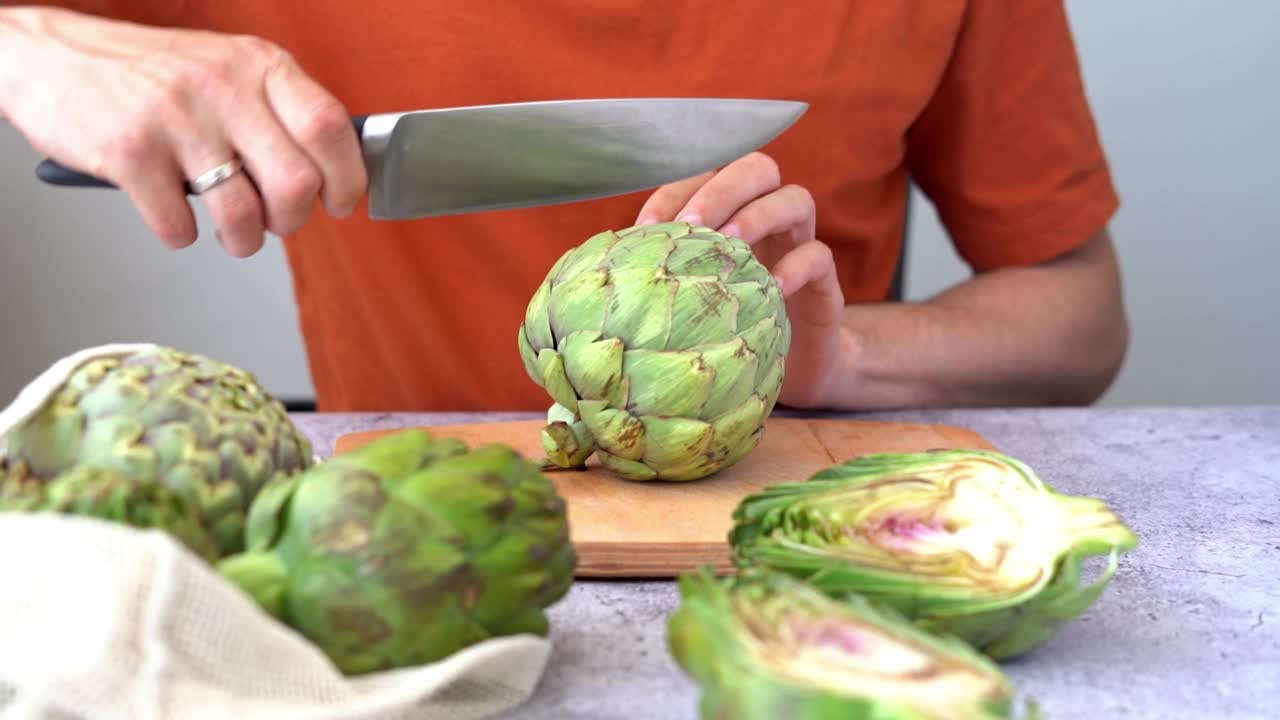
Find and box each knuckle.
[236,34,286,60]
[216,190,262,232]
[276,164,323,207]
[173,54,234,100]
[100,129,155,170]
[297,99,350,147]
[141,76,190,121]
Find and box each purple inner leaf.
[789,617,866,655]
[867,512,950,551]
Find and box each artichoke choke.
[729,448,1139,659]
[518,221,790,482]
[218,428,576,675]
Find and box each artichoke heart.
[668,566,1027,720]
[217,428,577,675]
[729,448,1139,659]
[0,345,315,557]
[517,222,791,482]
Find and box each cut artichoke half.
[517,222,790,482]
[729,448,1139,659]
[668,566,1030,720]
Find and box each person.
[0,1,1129,413]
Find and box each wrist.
[830,304,948,410]
[830,325,869,408]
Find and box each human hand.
[634,152,848,409]
[0,7,366,257]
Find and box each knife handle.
[34,116,370,193]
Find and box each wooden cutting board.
[334,418,997,577]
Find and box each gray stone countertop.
[291,406,1280,720]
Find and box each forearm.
[828,229,1129,409]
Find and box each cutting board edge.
[573,541,733,578]
[330,417,1000,455]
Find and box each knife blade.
[32,97,808,220]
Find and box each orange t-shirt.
[32,1,1119,412]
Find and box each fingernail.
[677,212,702,227]
[721,223,741,239]
[773,275,786,295]
[637,216,659,226]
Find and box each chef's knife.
[33,97,808,220]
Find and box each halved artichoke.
[517,222,790,482]
[668,566,1026,720]
[729,448,1139,659]
[218,428,576,675]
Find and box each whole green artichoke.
[518,221,791,482]
[217,428,577,675]
[0,345,314,557]
[668,566,1024,720]
[729,448,1140,660]
[0,463,221,562]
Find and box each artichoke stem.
[218,551,288,619]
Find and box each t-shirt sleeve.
[906,0,1119,271]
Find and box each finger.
[263,54,366,217]
[674,152,781,230]
[634,170,716,225]
[196,170,267,258]
[100,130,199,249]
[222,89,323,238]
[120,166,200,250]
[168,119,267,257]
[718,184,816,246]
[770,239,842,303]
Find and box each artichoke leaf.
[667,277,739,350]
[599,267,678,351]
[578,400,644,461]
[559,331,623,402]
[621,349,715,418]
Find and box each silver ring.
[189,157,244,195]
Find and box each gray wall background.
[2,2,1276,408]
